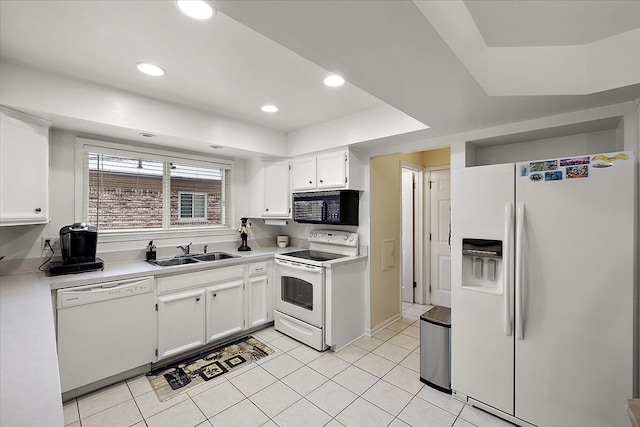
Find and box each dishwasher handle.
[57,277,154,308]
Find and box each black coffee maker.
[49,223,104,275]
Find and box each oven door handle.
[275,259,324,273]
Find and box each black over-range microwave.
[293,190,359,226]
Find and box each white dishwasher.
[56,276,155,393]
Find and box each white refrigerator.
[450,152,636,427]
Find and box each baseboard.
[368,313,402,336]
[330,333,364,352]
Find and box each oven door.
[275,258,324,328]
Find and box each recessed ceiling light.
[140,133,156,138]
[261,105,279,113]
[176,0,215,20]
[324,75,345,87]
[136,63,165,77]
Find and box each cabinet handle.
[35,207,41,213]
[196,297,200,302]
[212,293,217,297]
[309,181,312,184]
[265,208,269,212]
[319,179,323,183]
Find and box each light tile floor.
[63,303,514,427]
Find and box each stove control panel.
[309,230,358,247]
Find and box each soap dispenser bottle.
[146,240,156,261]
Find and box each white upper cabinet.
[291,148,364,192]
[317,150,347,189]
[291,155,317,191]
[0,107,51,226]
[247,158,291,218]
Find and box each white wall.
[0,61,288,158]
[474,129,618,166]
[0,129,258,269]
[287,105,428,157]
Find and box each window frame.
[177,191,208,222]
[75,137,236,243]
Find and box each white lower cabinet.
[157,289,206,360]
[206,279,245,342]
[155,262,273,361]
[247,261,272,329]
[247,273,270,328]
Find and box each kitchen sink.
[191,252,238,261]
[148,251,238,266]
[148,257,200,267]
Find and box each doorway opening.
[400,162,452,308]
[401,163,424,304]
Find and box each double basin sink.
[148,251,239,267]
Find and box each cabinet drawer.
[248,262,268,276]
[157,265,244,294]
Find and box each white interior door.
[401,169,414,303]
[429,169,451,307]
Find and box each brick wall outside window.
[88,171,222,230]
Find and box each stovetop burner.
[281,250,347,262]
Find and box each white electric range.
[274,230,365,351]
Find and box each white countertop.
[0,273,64,427]
[48,246,290,290]
[0,245,304,427]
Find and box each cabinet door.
[0,110,49,226]
[157,289,206,360]
[317,150,347,189]
[291,156,317,191]
[262,160,291,217]
[248,275,271,328]
[206,280,245,342]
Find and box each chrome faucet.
[177,243,192,255]
[203,244,208,254]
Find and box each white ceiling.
[213,0,640,139]
[0,0,383,133]
[464,0,640,47]
[1,0,639,154]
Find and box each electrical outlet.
[41,236,59,251]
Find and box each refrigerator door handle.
[503,203,513,336]
[515,203,525,340]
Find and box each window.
[81,141,232,232]
[178,192,207,221]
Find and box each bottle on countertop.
[146,240,156,261]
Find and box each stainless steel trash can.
[420,305,451,394]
